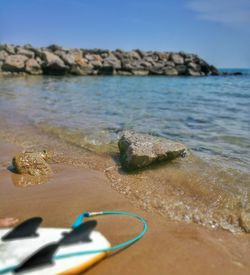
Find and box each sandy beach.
[1,140,250,275]
[1,0,250,273]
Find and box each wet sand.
[1,141,250,275]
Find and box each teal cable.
[56,210,147,259]
[0,210,147,274]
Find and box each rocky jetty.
[118,131,187,170]
[0,44,220,76]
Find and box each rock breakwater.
[0,44,219,76]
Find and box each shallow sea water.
[0,71,249,232]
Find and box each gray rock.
[85,53,95,61]
[1,44,16,54]
[118,131,187,170]
[42,51,68,74]
[116,70,133,76]
[170,53,184,65]
[128,51,141,60]
[16,47,35,59]
[12,151,52,176]
[47,44,63,52]
[157,52,169,61]
[90,60,103,68]
[25,58,42,75]
[140,61,152,68]
[165,61,175,67]
[187,62,201,73]
[36,57,43,65]
[176,64,187,75]
[131,69,149,76]
[134,49,145,58]
[55,50,75,66]
[187,68,201,76]
[70,64,92,75]
[143,56,154,64]
[239,210,250,233]
[0,50,8,61]
[103,56,121,69]
[164,67,178,76]
[2,55,28,72]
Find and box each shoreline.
[1,140,250,274]
[0,115,249,234]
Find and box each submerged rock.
[12,151,52,176]
[118,131,187,170]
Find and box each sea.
[0,68,249,232]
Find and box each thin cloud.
[187,0,250,27]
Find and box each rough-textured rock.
[118,131,187,170]
[164,67,178,76]
[188,68,201,76]
[2,55,28,72]
[16,47,35,58]
[239,210,250,233]
[0,50,8,61]
[131,69,149,76]
[171,53,184,65]
[55,50,75,66]
[70,64,92,75]
[12,151,52,176]
[25,58,42,75]
[0,44,222,76]
[42,51,68,74]
[103,56,121,69]
[176,64,187,75]
[117,70,133,76]
[0,44,16,54]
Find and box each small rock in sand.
[118,131,187,170]
[12,151,52,176]
[239,210,250,233]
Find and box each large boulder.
[0,50,8,61]
[103,56,121,69]
[12,151,52,176]
[42,51,68,74]
[118,131,187,170]
[0,44,16,54]
[2,55,28,72]
[188,68,201,76]
[70,64,93,75]
[164,66,178,76]
[16,47,35,58]
[25,58,42,75]
[55,50,75,66]
[170,53,184,65]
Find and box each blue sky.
[0,0,249,67]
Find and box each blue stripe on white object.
[0,211,147,274]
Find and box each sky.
[0,0,249,68]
